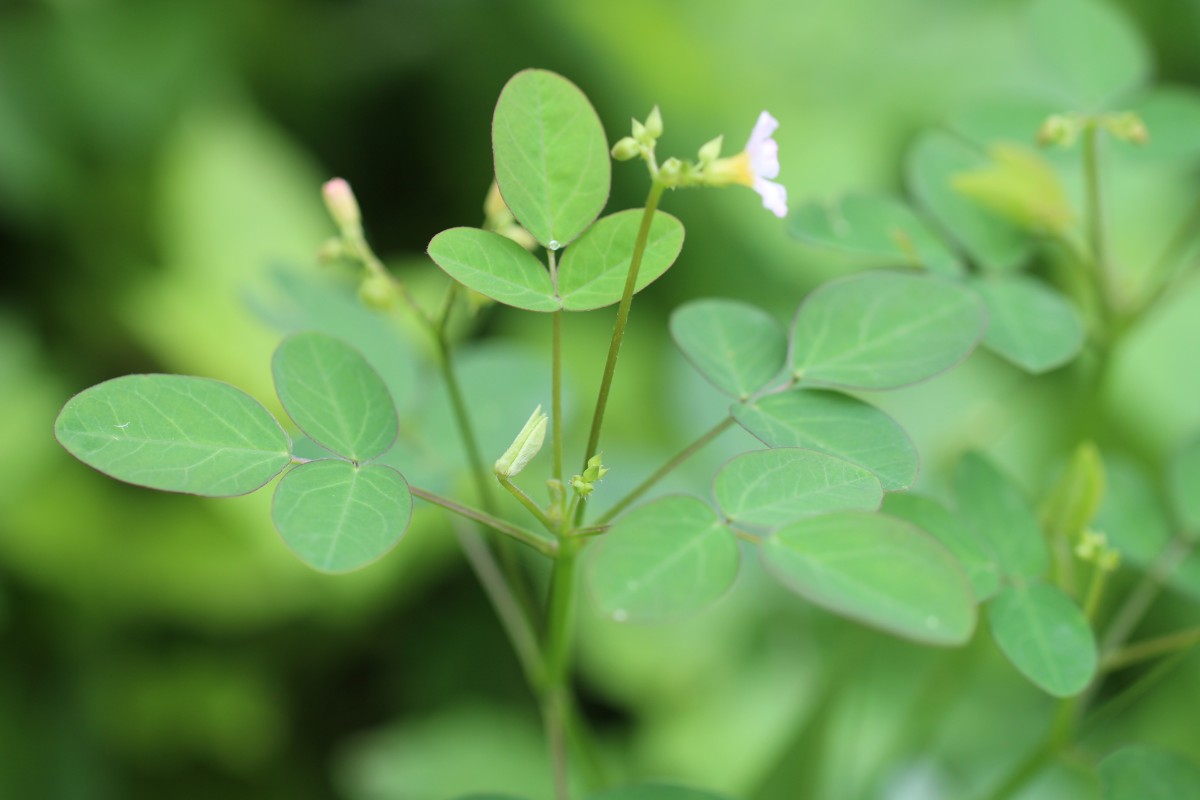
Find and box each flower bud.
[644,106,663,139]
[1102,111,1149,145]
[1036,114,1079,148]
[322,178,361,231]
[358,273,397,311]
[611,136,641,162]
[317,237,346,264]
[631,118,648,143]
[494,406,548,478]
[697,135,724,165]
[659,157,683,180]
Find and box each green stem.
[1101,535,1193,655]
[411,485,557,558]
[595,416,734,525]
[1082,562,1108,622]
[543,536,581,799]
[552,309,565,486]
[580,181,666,474]
[1082,122,1114,320]
[1135,194,1200,319]
[499,476,557,533]
[1102,626,1200,673]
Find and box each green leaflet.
[789,193,962,275]
[492,69,610,250]
[734,389,918,491]
[883,493,1001,601]
[973,275,1085,374]
[1099,747,1200,800]
[714,448,882,528]
[586,496,739,623]
[272,331,398,462]
[272,459,412,573]
[763,511,977,646]
[954,452,1049,580]
[987,581,1097,697]
[427,227,559,312]
[671,299,787,400]
[557,209,684,311]
[55,374,291,497]
[907,130,1032,272]
[790,271,985,390]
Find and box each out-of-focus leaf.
[272,460,411,573]
[988,581,1097,697]
[1028,0,1150,110]
[733,389,918,491]
[713,448,882,528]
[1041,442,1106,540]
[951,145,1072,235]
[790,271,985,390]
[670,299,787,400]
[973,275,1086,373]
[763,511,977,645]
[1167,436,1200,538]
[907,130,1032,271]
[1099,746,1200,800]
[586,496,739,623]
[427,228,559,312]
[954,452,1048,580]
[883,493,1001,601]
[492,69,610,249]
[1127,87,1200,163]
[557,209,684,311]
[272,332,397,462]
[55,375,291,497]
[789,193,962,274]
[589,786,733,800]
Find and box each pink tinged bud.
[322,178,361,230]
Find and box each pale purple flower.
[743,111,787,218]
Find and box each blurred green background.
[3,0,1200,798]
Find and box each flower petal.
[746,111,780,151]
[753,176,788,218]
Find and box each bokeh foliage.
[4,0,1200,798]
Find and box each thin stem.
[1081,651,1191,735]
[499,476,557,533]
[596,416,735,525]
[1101,535,1193,655]
[1135,194,1200,319]
[1082,562,1108,622]
[453,521,544,688]
[581,181,666,473]
[436,281,461,338]
[1082,122,1114,318]
[543,537,581,800]
[552,308,565,486]
[1102,626,1200,673]
[411,485,557,558]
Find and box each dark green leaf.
[790,271,985,390]
[427,227,559,312]
[734,389,918,491]
[973,275,1086,373]
[272,460,412,572]
[988,581,1097,697]
[714,448,882,528]
[557,209,684,311]
[492,69,610,249]
[586,496,738,623]
[954,452,1048,579]
[55,374,291,497]
[763,512,977,645]
[671,299,787,400]
[272,331,397,462]
[789,193,962,274]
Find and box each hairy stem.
[543,536,581,799]
[499,476,558,533]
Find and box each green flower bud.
[317,237,346,264]
[494,406,548,478]
[1036,114,1080,148]
[644,105,663,140]
[659,157,683,180]
[1102,111,1149,145]
[632,118,648,143]
[697,135,724,165]
[358,273,397,311]
[611,136,641,162]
